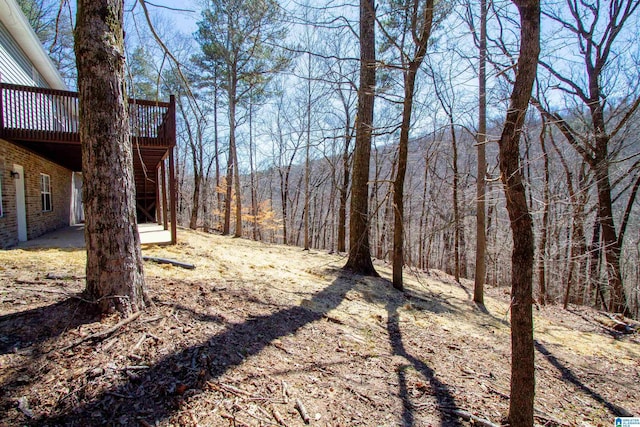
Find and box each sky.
[139,0,200,34]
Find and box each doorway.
[13,164,27,241]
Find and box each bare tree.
[465,0,489,304]
[427,62,464,283]
[536,114,549,305]
[322,35,358,253]
[344,0,378,276]
[495,0,540,424]
[534,0,640,314]
[75,0,148,316]
[377,0,435,289]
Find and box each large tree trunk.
[228,70,243,238]
[344,0,378,276]
[537,120,550,305]
[280,167,290,245]
[190,173,201,230]
[304,52,312,250]
[213,66,222,231]
[449,115,460,283]
[498,0,539,425]
[75,0,147,316]
[233,141,242,238]
[392,72,416,289]
[593,153,627,313]
[249,100,259,241]
[391,0,433,290]
[473,0,488,304]
[337,131,350,253]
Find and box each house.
[0,0,176,248]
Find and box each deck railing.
[0,82,175,147]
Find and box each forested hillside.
[9,0,640,425]
[168,0,640,318]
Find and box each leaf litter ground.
[0,229,638,426]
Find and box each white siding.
[0,21,46,87]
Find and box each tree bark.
[249,98,259,240]
[214,66,222,230]
[233,140,242,238]
[392,0,434,290]
[75,0,147,316]
[337,128,351,253]
[473,0,487,304]
[537,119,549,305]
[450,115,460,283]
[223,158,233,235]
[344,0,378,276]
[304,52,312,250]
[498,0,539,425]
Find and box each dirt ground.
[1,229,638,426]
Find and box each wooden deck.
[0,83,175,147]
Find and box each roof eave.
[0,0,68,90]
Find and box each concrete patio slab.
[13,223,172,249]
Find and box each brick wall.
[0,139,72,248]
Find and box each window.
[41,173,52,212]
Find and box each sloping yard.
[1,229,638,426]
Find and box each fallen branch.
[534,409,571,427]
[346,385,374,403]
[15,279,52,286]
[59,311,143,352]
[272,409,287,426]
[142,256,195,270]
[209,381,252,397]
[106,391,135,399]
[295,398,310,424]
[45,273,84,280]
[601,312,638,333]
[243,407,275,426]
[439,407,499,427]
[132,333,148,353]
[17,397,34,418]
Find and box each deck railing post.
[168,95,176,147]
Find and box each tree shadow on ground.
[0,297,97,356]
[385,293,462,427]
[37,272,358,426]
[33,268,473,426]
[534,340,633,417]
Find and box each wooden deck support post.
[169,147,177,244]
[161,156,168,230]
[155,165,161,225]
[168,95,177,244]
